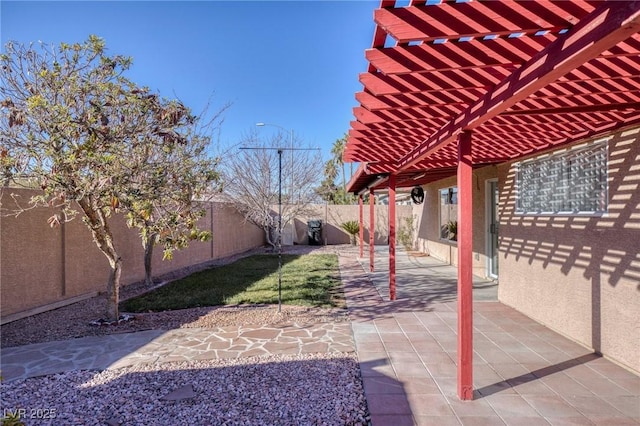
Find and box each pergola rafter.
[344,0,640,401]
[346,0,640,184]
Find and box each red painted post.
[359,194,364,258]
[388,174,396,301]
[457,130,474,400]
[369,188,375,272]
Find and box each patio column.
[369,187,375,272]
[388,173,397,300]
[457,130,474,400]
[359,194,364,258]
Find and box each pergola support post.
[389,173,396,300]
[457,130,474,400]
[369,188,375,272]
[359,194,364,258]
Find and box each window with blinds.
[515,140,608,214]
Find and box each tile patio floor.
[339,246,639,426]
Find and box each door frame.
[485,179,499,279]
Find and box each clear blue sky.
[1,1,377,162]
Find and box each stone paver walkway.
[1,323,354,382]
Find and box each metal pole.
[278,148,283,313]
[242,138,318,314]
[290,129,294,203]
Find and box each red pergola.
[345,0,640,400]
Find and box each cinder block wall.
[291,204,413,246]
[0,190,265,319]
[1,197,409,320]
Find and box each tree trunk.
[77,197,122,321]
[341,164,346,203]
[143,232,157,286]
[106,256,122,321]
[264,226,276,250]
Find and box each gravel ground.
[1,244,369,425]
[0,353,369,426]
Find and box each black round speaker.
[411,186,424,205]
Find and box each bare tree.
[0,36,224,320]
[119,100,227,287]
[220,129,322,249]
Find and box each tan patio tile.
[601,395,640,419]
[399,323,429,333]
[426,363,458,378]
[370,414,414,426]
[362,376,406,395]
[484,394,540,418]
[413,415,462,426]
[379,333,411,344]
[539,374,594,397]
[418,351,455,366]
[457,416,506,425]
[388,351,422,363]
[522,395,584,418]
[545,417,596,425]
[588,417,640,425]
[356,341,386,352]
[394,362,432,379]
[401,377,442,395]
[358,352,388,363]
[366,393,412,415]
[406,393,454,416]
[500,417,551,426]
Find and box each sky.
[1,0,378,162]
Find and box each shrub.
[340,220,360,245]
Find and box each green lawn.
[121,254,344,312]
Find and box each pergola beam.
[397,0,640,171]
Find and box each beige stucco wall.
[408,127,639,373]
[498,127,640,373]
[291,204,413,246]
[1,190,265,319]
[414,165,499,278]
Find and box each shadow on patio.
[339,247,640,425]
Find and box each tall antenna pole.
[239,145,319,313]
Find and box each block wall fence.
[1,190,410,322]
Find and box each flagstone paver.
[0,323,354,381]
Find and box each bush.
[398,216,416,250]
[340,220,360,245]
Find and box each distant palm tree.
[331,135,346,197]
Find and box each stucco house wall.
[410,127,639,373]
[414,166,498,279]
[498,127,640,373]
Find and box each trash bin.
[307,220,322,245]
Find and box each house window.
[439,187,457,241]
[516,139,608,214]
